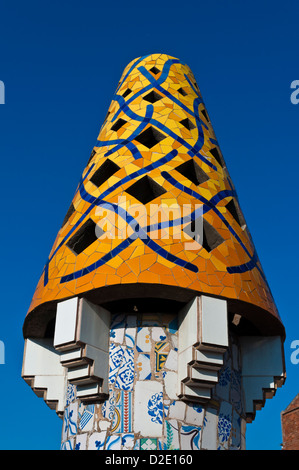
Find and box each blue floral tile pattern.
[60,315,246,451]
[148,392,164,425]
[115,347,135,391]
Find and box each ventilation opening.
[126,175,167,205]
[90,159,120,187]
[180,118,196,131]
[66,219,101,255]
[122,88,132,98]
[184,217,224,252]
[134,126,166,149]
[177,87,187,97]
[209,147,224,167]
[143,90,163,103]
[149,66,160,75]
[111,118,127,132]
[201,109,210,122]
[175,159,209,186]
[225,199,246,227]
[62,203,75,227]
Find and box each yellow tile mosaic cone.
[23,53,284,338]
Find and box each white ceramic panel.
[77,299,110,352]
[33,375,65,412]
[54,297,79,348]
[178,298,198,352]
[201,407,218,449]
[200,296,228,349]
[22,338,64,376]
[134,381,163,437]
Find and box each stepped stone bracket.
[240,335,286,422]
[22,338,66,416]
[177,295,229,402]
[22,297,111,415]
[54,297,110,401]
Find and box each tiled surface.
[24,53,282,335]
[60,313,246,450]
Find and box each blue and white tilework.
[75,433,87,450]
[114,348,134,391]
[137,353,151,380]
[60,315,246,450]
[66,383,76,406]
[79,404,94,432]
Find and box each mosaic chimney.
[22,53,286,450]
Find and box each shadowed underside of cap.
[23,53,284,338]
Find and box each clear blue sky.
[0,0,298,450]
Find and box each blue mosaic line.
[104,104,154,157]
[60,199,198,283]
[45,150,179,285]
[92,59,217,171]
[161,171,260,274]
[227,251,258,274]
[99,91,215,170]
[115,55,150,95]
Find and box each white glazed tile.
[121,433,135,450]
[151,327,167,342]
[168,400,186,421]
[99,420,111,431]
[125,328,136,348]
[170,334,178,350]
[75,433,87,450]
[68,402,78,436]
[106,434,122,450]
[164,349,178,371]
[164,371,178,400]
[62,406,69,442]
[110,327,125,345]
[137,353,151,380]
[61,438,74,450]
[136,327,151,352]
[180,424,201,450]
[88,431,106,450]
[201,407,217,450]
[134,381,163,437]
[110,314,126,344]
[185,403,205,426]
